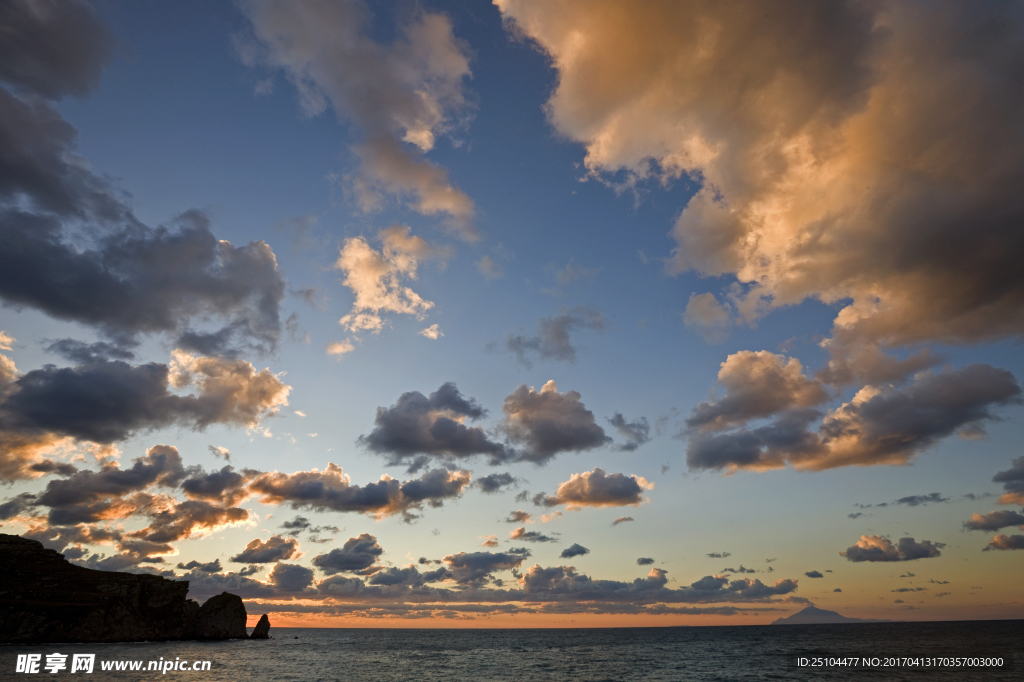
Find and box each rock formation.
[192,592,247,640]
[0,534,251,643]
[249,613,271,639]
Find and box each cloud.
[180,465,258,507]
[357,382,509,470]
[993,457,1024,505]
[509,527,557,543]
[723,566,755,574]
[248,464,471,520]
[479,535,498,548]
[0,353,289,481]
[686,365,1021,472]
[334,228,443,334]
[504,510,531,524]
[611,516,634,526]
[841,535,944,562]
[30,445,186,525]
[805,571,824,578]
[327,340,355,357]
[706,552,731,559]
[963,510,1024,532]
[560,544,590,559]
[495,0,1024,360]
[238,0,475,235]
[607,413,651,451]
[686,352,829,433]
[475,473,518,494]
[476,256,504,280]
[894,493,949,507]
[419,324,443,340]
[176,559,222,573]
[230,535,300,563]
[0,0,113,99]
[983,534,1024,551]
[269,562,315,592]
[443,550,531,585]
[312,533,383,574]
[499,380,610,464]
[636,557,654,566]
[684,293,732,343]
[500,307,605,367]
[537,468,653,509]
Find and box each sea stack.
[250,613,271,639]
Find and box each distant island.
[0,534,269,643]
[772,605,891,625]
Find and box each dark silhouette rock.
[0,534,247,643]
[190,592,247,640]
[249,613,271,639]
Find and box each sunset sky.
[2,0,1024,628]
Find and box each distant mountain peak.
[772,605,890,625]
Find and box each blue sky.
[2,0,1023,626]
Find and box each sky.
[2,0,1024,628]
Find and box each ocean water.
[4,620,1021,681]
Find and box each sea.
[3,620,1022,681]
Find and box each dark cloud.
[45,339,136,364]
[280,515,311,535]
[176,559,222,573]
[805,570,824,578]
[848,512,864,519]
[500,380,610,464]
[181,465,257,507]
[503,510,532,524]
[499,307,605,367]
[475,472,518,494]
[687,365,1021,472]
[636,557,654,566]
[894,493,949,507]
[269,562,315,592]
[0,4,287,357]
[358,383,509,470]
[560,544,589,559]
[706,552,731,559]
[841,535,944,562]
[984,534,1024,551]
[723,566,755,574]
[0,210,287,356]
[366,564,451,587]
[963,510,1024,532]
[537,468,652,509]
[230,535,300,563]
[0,491,35,519]
[509,526,557,543]
[248,464,471,521]
[993,456,1024,505]
[0,354,289,479]
[891,587,927,593]
[611,516,634,526]
[607,413,651,451]
[312,533,383,574]
[0,0,113,98]
[443,550,531,585]
[32,445,185,525]
[685,351,829,433]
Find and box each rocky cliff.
[0,534,249,643]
